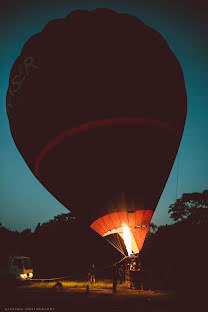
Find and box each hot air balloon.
[6,9,187,257]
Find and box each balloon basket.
[125,269,150,290]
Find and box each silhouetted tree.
[20,229,32,237]
[168,190,208,223]
[149,222,158,234]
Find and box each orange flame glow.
[122,226,132,256]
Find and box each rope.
[30,256,127,281]
[31,275,72,281]
[175,152,180,201]
[103,255,128,269]
[104,236,126,256]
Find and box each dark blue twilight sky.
[0,0,207,232]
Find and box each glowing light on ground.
[123,226,132,256]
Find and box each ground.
[0,280,204,312]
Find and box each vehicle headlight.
[20,274,27,279]
[29,273,33,278]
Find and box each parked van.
[0,256,33,280]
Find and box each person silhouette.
[88,264,96,283]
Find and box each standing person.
[112,264,118,293]
[88,264,96,283]
[136,257,142,271]
[118,265,124,284]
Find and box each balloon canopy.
[6,9,187,256]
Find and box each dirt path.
[0,285,201,312]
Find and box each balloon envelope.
[6,9,187,255]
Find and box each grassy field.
[22,279,126,289]
[1,278,205,312]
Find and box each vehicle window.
[12,258,23,269]
[23,258,32,269]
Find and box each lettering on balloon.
[7,56,39,111]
